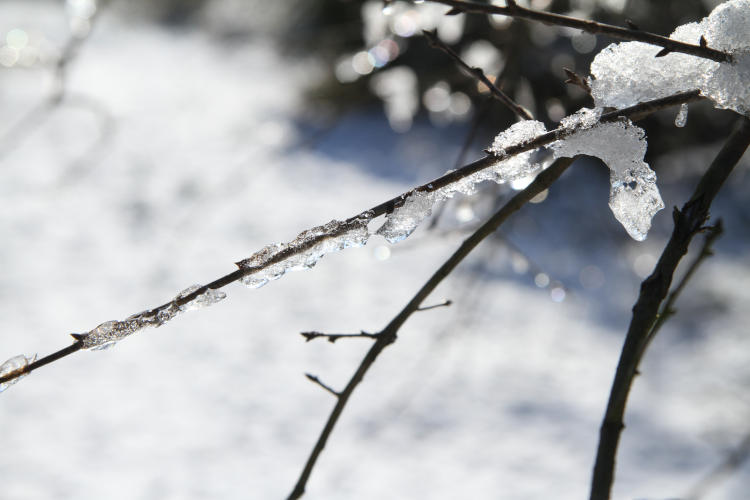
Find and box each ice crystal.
[79,319,145,350]
[238,216,372,288]
[0,354,36,393]
[675,103,689,127]
[551,119,664,240]
[175,284,227,312]
[377,191,437,243]
[590,0,750,116]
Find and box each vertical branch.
[589,117,750,500]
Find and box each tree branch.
[0,90,703,389]
[426,0,731,63]
[288,155,576,500]
[589,116,750,500]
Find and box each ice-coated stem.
[589,116,750,500]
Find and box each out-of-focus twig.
[423,29,532,121]
[684,432,750,500]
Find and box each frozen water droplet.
[175,284,227,312]
[80,318,145,350]
[675,103,689,127]
[0,353,36,393]
[238,216,372,288]
[377,191,436,243]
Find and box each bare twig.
[589,116,750,500]
[300,331,379,343]
[305,374,341,397]
[0,90,703,388]
[423,29,533,121]
[288,155,577,500]
[416,299,452,311]
[644,220,723,349]
[563,67,592,95]
[425,0,731,63]
[684,432,750,500]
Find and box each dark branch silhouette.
[426,0,731,63]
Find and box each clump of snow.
[0,353,36,393]
[377,121,548,244]
[238,216,372,288]
[560,107,603,130]
[675,103,689,127]
[551,119,664,241]
[590,0,750,116]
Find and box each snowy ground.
[1,3,750,500]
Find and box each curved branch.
[589,116,750,500]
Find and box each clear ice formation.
[237,216,372,288]
[675,103,689,127]
[77,284,227,350]
[590,0,750,116]
[0,353,36,393]
[551,119,664,241]
[377,120,547,243]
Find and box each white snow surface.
[590,0,750,116]
[0,3,749,500]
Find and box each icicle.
[675,103,689,127]
[0,354,37,393]
[551,119,664,241]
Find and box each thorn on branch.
[416,299,453,312]
[563,67,591,94]
[655,47,672,58]
[305,373,340,398]
[300,331,379,343]
[700,35,708,48]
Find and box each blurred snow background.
[0,1,749,499]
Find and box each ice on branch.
[590,0,750,116]
[76,285,227,350]
[0,354,36,393]
[560,107,602,130]
[551,119,664,241]
[237,216,372,288]
[377,121,547,243]
[675,103,689,128]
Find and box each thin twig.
[0,90,703,388]
[684,432,750,500]
[416,299,452,311]
[644,220,723,349]
[589,117,750,500]
[305,374,341,397]
[287,155,575,499]
[426,0,731,63]
[423,29,532,121]
[300,331,379,343]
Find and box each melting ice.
[590,0,750,116]
[0,354,37,393]
[237,216,372,288]
[675,103,689,127]
[77,284,227,350]
[377,120,547,243]
[551,119,664,241]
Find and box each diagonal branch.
[589,116,750,500]
[426,0,731,63]
[0,90,704,389]
[422,29,533,121]
[287,155,576,500]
